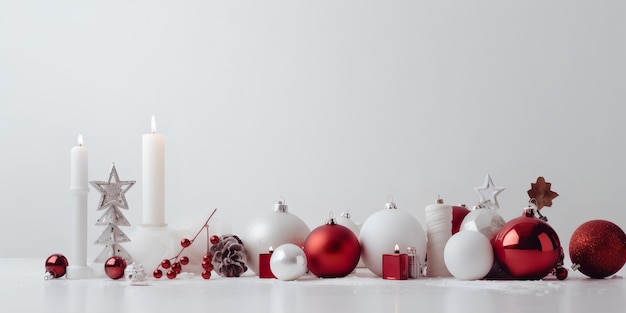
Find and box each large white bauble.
[460,208,505,239]
[359,204,427,277]
[444,230,493,280]
[241,201,310,275]
[270,244,308,281]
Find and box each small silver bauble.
[270,243,308,281]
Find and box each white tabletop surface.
[2,258,625,313]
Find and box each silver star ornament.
[90,163,135,211]
[474,174,505,210]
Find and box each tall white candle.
[142,116,166,226]
[68,134,90,279]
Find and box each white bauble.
[242,200,310,275]
[335,212,365,268]
[359,202,427,277]
[444,230,493,280]
[460,207,505,239]
[270,244,308,281]
[335,212,360,236]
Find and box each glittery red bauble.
[303,221,361,278]
[45,254,69,278]
[569,220,626,279]
[492,215,561,280]
[104,256,127,280]
[451,206,471,234]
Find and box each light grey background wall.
[1,1,624,261]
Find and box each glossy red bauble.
[171,262,182,274]
[166,270,177,279]
[153,269,163,279]
[161,259,171,269]
[569,220,626,279]
[210,235,220,245]
[104,256,127,280]
[180,238,192,248]
[303,221,361,278]
[179,256,190,265]
[492,214,561,280]
[44,254,69,279]
[202,260,214,271]
[202,270,212,279]
[451,205,471,234]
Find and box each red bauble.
[202,270,212,279]
[451,205,471,234]
[166,270,177,279]
[172,262,182,274]
[44,254,69,279]
[180,238,192,248]
[569,220,626,279]
[161,259,171,269]
[492,213,562,280]
[153,269,163,279]
[104,256,127,280]
[303,220,361,278]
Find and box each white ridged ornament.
[425,198,453,277]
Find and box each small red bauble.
[202,270,212,279]
[203,253,213,262]
[172,262,182,274]
[104,256,127,280]
[210,235,220,245]
[303,219,361,278]
[179,256,189,265]
[166,270,177,279]
[44,254,69,280]
[161,259,171,269]
[555,267,568,280]
[451,205,471,234]
[569,220,626,279]
[492,211,562,280]
[180,238,192,248]
[202,260,214,271]
[153,269,163,279]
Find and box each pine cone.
[209,235,248,277]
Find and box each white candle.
[70,135,88,188]
[142,116,166,226]
[68,134,90,278]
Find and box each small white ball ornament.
[444,230,493,280]
[270,244,308,281]
[242,200,310,275]
[359,201,427,277]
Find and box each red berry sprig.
[153,208,218,280]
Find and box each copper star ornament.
[527,176,558,211]
[474,174,505,209]
[90,164,136,211]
